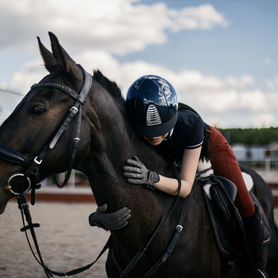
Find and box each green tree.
[219,127,278,146]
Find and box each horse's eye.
[30,105,47,115]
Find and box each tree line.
[219,127,278,146]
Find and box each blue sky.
[123,0,277,85]
[0,0,277,128]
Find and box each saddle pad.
[242,172,254,191]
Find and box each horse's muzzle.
[7,173,31,195]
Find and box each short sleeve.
[184,116,204,149]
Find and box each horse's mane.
[93,70,125,110]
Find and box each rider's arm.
[152,146,202,198]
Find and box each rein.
[17,194,111,278]
[114,164,189,278]
[16,162,188,278]
[0,66,113,278]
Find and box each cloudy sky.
[0,0,277,128]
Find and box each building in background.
[232,143,278,170]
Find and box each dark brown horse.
[0,33,277,277]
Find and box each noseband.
[0,66,92,199]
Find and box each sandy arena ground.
[0,201,109,278]
[1,201,278,278]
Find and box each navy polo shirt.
[155,109,204,163]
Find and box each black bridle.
[0,65,92,200]
[0,66,107,278]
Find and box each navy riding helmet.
[126,75,178,137]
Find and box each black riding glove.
[123,156,160,190]
[88,204,131,231]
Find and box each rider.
[89,75,266,277]
[121,75,267,278]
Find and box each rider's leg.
[243,205,267,277]
[208,127,267,277]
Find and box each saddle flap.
[200,175,243,258]
[202,175,237,202]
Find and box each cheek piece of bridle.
[0,66,112,277]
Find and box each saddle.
[197,164,271,258]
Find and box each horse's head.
[0,32,165,215]
[0,32,94,213]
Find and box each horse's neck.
[85,129,170,208]
[82,83,170,208]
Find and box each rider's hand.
[88,204,131,231]
[123,156,160,189]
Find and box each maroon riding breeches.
[208,127,255,218]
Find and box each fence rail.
[28,168,277,207]
[239,159,278,171]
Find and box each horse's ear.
[37,37,58,73]
[48,32,83,81]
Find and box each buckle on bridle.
[7,173,31,195]
[70,106,79,114]
[34,156,43,165]
[176,225,183,233]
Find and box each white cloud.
[8,61,47,93]
[0,0,228,55]
[5,50,277,128]
[169,4,229,32]
[0,1,275,128]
